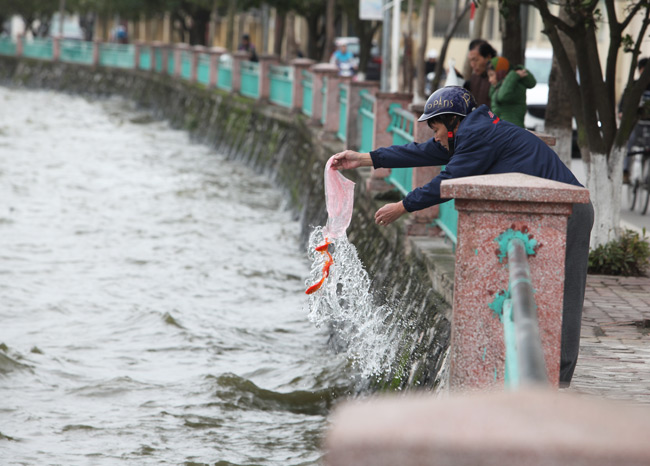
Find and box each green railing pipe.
[301,69,313,117]
[503,237,548,389]
[337,83,348,142]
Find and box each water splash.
[305,226,397,379]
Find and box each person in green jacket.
[487,56,536,128]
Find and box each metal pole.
[381,0,391,91]
[507,237,548,386]
[390,0,401,92]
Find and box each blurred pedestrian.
[464,39,497,107]
[330,43,357,77]
[238,34,258,62]
[487,56,537,128]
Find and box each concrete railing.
[0,37,455,241]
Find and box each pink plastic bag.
[323,156,355,239]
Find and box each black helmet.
[418,86,477,122]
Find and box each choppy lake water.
[0,87,353,465]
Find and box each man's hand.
[375,201,407,226]
[330,150,372,170]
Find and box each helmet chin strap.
[444,116,460,156]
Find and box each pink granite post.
[367,91,413,192]
[231,50,250,94]
[52,37,61,62]
[345,80,379,150]
[310,63,339,126]
[157,43,170,75]
[407,102,441,235]
[190,45,206,83]
[208,46,227,88]
[92,40,100,67]
[134,41,142,69]
[16,34,24,57]
[440,173,589,390]
[173,43,190,78]
[258,54,280,101]
[290,58,316,112]
[324,389,650,466]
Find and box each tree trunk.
[462,0,488,79]
[323,0,335,62]
[226,0,236,51]
[285,12,296,60]
[274,12,285,57]
[415,0,430,101]
[431,1,472,91]
[544,4,576,166]
[500,0,523,65]
[587,148,624,245]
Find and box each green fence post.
[208,46,227,88]
[346,81,379,151]
[259,54,280,101]
[16,34,24,57]
[366,92,413,193]
[231,50,249,94]
[290,58,316,113]
[310,63,338,127]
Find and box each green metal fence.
[359,90,375,153]
[99,43,135,69]
[217,54,232,91]
[167,51,175,75]
[60,39,94,65]
[0,37,16,56]
[240,60,260,99]
[23,38,53,60]
[138,45,152,71]
[337,83,348,142]
[180,49,192,80]
[197,53,211,85]
[269,65,293,108]
[301,69,313,117]
[154,47,163,73]
[386,105,414,196]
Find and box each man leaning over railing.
[330,85,594,388]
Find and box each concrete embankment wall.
[0,56,454,391]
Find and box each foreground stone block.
[324,389,650,466]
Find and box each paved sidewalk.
[569,275,650,404]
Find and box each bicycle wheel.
[642,156,650,214]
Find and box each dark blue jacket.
[370,105,583,212]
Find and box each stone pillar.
[406,102,441,235]
[345,80,379,150]
[190,45,206,83]
[310,63,339,127]
[173,43,190,78]
[440,173,589,390]
[134,41,142,69]
[52,37,61,62]
[324,389,650,466]
[208,46,227,88]
[231,50,250,94]
[92,40,100,67]
[258,54,280,101]
[290,58,316,112]
[16,34,24,57]
[367,91,413,192]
